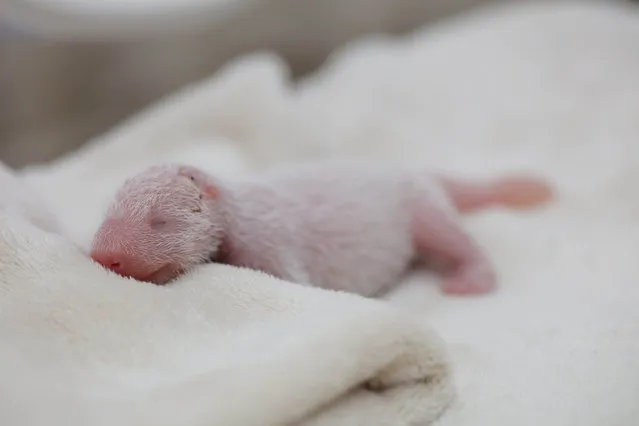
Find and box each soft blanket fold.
[3,1,639,425]
[0,213,453,426]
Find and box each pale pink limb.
[437,174,555,214]
[411,198,496,295]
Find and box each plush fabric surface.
[3,1,639,425]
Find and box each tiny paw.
[442,262,496,296]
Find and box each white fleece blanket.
[4,1,639,425]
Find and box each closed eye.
[150,218,168,230]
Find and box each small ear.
[177,166,218,198]
[202,183,219,199]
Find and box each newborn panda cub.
[90,163,554,297]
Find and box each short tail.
[437,174,556,214]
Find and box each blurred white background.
[0,0,631,167]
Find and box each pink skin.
[90,163,554,297]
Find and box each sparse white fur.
[92,162,508,296]
[221,163,453,296]
[91,165,225,283]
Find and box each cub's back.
[234,164,416,296]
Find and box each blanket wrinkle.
[0,211,454,426]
